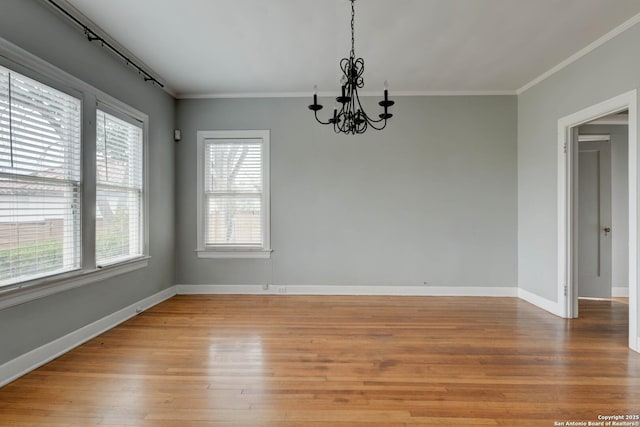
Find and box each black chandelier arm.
[362,89,395,129]
[353,90,386,124]
[313,110,334,126]
[334,109,348,133]
[352,89,390,132]
[335,87,351,133]
[365,117,388,131]
[333,114,344,133]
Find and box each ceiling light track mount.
[46,0,164,88]
[308,0,394,135]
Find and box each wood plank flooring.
[0,295,639,426]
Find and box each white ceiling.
[64,0,640,98]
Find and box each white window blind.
[204,139,264,247]
[96,109,143,266]
[0,66,82,286]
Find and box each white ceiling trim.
[517,11,640,95]
[52,1,640,100]
[388,90,516,97]
[177,90,516,99]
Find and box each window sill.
[0,256,150,310]
[196,249,272,259]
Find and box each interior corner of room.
[0,0,639,424]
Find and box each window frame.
[196,130,271,259]
[0,37,149,310]
[0,64,84,286]
[95,102,148,267]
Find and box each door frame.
[557,89,638,352]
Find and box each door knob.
[604,227,611,236]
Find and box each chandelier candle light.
[308,0,394,135]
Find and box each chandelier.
[308,0,394,135]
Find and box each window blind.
[0,66,82,286]
[204,139,263,247]
[95,109,143,266]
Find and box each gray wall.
[518,22,640,303]
[0,0,175,364]
[176,96,517,287]
[580,124,629,290]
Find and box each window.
[0,66,82,286]
[96,109,144,266]
[0,44,149,306]
[197,130,270,258]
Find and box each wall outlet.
[278,286,287,294]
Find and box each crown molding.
[176,89,516,99]
[42,1,640,100]
[517,12,640,95]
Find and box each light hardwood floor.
[0,295,639,426]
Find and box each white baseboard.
[518,288,563,317]
[175,284,518,297]
[0,286,176,388]
[613,287,629,297]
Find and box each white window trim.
[95,101,150,267]
[196,130,271,259]
[0,256,149,310]
[0,37,150,309]
[195,250,272,259]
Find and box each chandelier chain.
[350,0,355,58]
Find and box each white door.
[578,139,612,298]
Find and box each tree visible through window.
[0,66,81,286]
[206,141,262,246]
[198,130,270,255]
[95,109,143,265]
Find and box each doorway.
[576,134,613,300]
[557,90,638,352]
